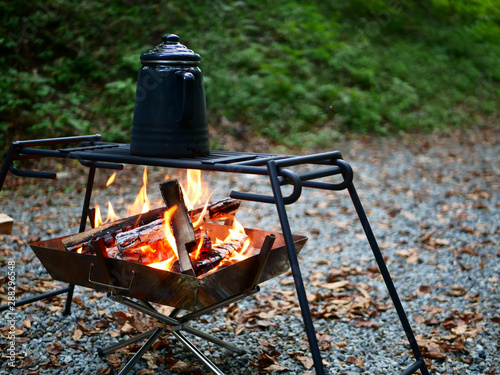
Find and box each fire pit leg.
[105,292,253,374]
[97,327,159,358]
[172,330,225,375]
[118,327,165,375]
[182,325,245,355]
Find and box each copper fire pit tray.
[30,223,307,311]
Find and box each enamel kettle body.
[131,34,210,158]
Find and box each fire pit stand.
[0,135,429,375]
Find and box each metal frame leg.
[0,146,98,315]
[347,183,429,375]
[267,160,325,375]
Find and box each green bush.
[1,0,498,155]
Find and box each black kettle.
[130,34,210,158]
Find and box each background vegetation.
[1,0,499,154]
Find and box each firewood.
[113,198,240,252]
[63,207,169,252]
[0,213,14,235]
[189,198,241,228]
[193,232,248,275]
[159,179,196,276]
[115,218,166,252]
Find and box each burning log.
[192,232,248,275]
[189,198,241,228]
[63,207,169,252]
[113,197,239,253]
[159,179,196,276]
[115,218,166,252]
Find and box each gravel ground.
[0,125,498,374]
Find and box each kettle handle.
[177,71,195,125]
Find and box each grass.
[0,0,498,155]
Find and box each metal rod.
[0,143,17,191]
[248,234,275,291]
[79,165,95,233]
[402,359,427,375]
[172,330,225,375]
[182,325,245,355]
[108,294,180,327]
[179,287,259,323]
[118,327,165,375]
[273,150,343,168]
[0,285,74,312]
[97,327,159,357]
[10,134,101,147]
[62,163,97,316]
[266,160,325,375]
[347,183,429,375]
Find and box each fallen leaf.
[72,327,83,341]
[321,280,350,291]
[418,285,431,294]
[445,286,467,297]
[46,341,63,355]
[264,364,289,372]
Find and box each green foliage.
[1,0,499,154]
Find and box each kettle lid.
[140,34,201,63]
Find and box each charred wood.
[192,232,247,275]
[63,207,169,252]
[189,198,241,228]
[159,179,196,276]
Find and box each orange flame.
[127,167,151,216]
[91,168,253,276]
[106,172,117,187]
[162,205,179,260]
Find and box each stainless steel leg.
[183,325,245,355]
[172,330,225,375]
[118,327,165,375]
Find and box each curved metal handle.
[9,164,56,179]
[177,71,195,125]
[88,263,135,291]
[331,159,353,190]
[230,168,302,204]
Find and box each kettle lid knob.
[162,34,180,43]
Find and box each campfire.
[30,168,308,311]
[64,168,252,278]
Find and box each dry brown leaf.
[354,319,380,329]
[72,327,83,342]
[445,286,467,297]
[46,340,63,355]
[413,314,426,324]
[346,356,358,364]
[106,354,121,366]
[264,364,289,372]
[296,355,314,369]
[418,285,431,294]
[434,238,450,246]
[335,340,347,348]
[120,321,136,334]
[357,356,365,369]
[321,280,350,291]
